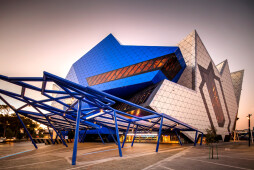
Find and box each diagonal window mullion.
[100,72,112,84]
[123,65,135,77]
[88,75,98,86]
[96,73,107,85]
[151,57,165,70]
[90,74,101,86]
[116,67,128,79]
[114,68,123,80]
[106,70,116,82]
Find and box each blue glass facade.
[66,34,186,98]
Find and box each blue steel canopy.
[0,72,202,165]
[0,72,198,132]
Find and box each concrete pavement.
[0,141,253,170]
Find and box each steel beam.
[109,129,117,145]
[72,100,82,165]
[131,125,139,147]
[200,132,203,146]
[174,130,182,146]
[122,122,130,148]
[81,130,87,143]
[194,131,198,146]
[47,126,54,144]
[46,118,68,147]
[113,110,122,157]
[17,112,38,149]
[0,95,38,149]
[156,117,163,152]
[97,129,105,144]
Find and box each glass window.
[107,70,116,81]
[114,68,123,80]
[150,57,163,70]
[96,72,107,84]
[93,73,104,85]
[133,63,142,75]
[101,72,111,83]
[157,58,168,68]
[139,61,148,71]
[161,54,182,80]
[113,84,157,117]
[117,67,128,79]
[96,74,104,84]
[123,65,135,77]
[86,53,180,86]
[127,63,140,76]
[142,60,154,72]
[105,70,116,82]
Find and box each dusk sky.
[0,0,253,130]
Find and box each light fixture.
[247,114,252,119]
[86,109,104,120]
[136,109,140,116]
[127,133,158,136]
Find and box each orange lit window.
[157,58,168,68]
[114,68,123,80]
[96,73,107,85]
[109,70,117,81]
[105,71,115,82]
[127,64,140,76]
[123,65,135,77]
[139,61,148,71]
[150,58,162,69]
[142,60,154,72]
[86,53,179,86]
[100,72,111,83]
[93,74,103,85]
[117,67,128,79]
[133,63,142,74]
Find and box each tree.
[0,113,39,139]
[206,127,219,159]
[0,105,10,115]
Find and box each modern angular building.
[65,30,244,142]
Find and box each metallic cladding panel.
[149,30,241,141]
[66,34,185,96]
[71,34,178,86]
[66,66,80,84]
[231,70,244,106]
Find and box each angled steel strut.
[0,72,202,165]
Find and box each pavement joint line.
[226,152,254,156]
[142,147,192,170]
[0,147,66,161]
[65,146,115,163]
[218,155,254,161]
[0,159,63,169]
[66,147,186,170]
[64,146,116,164]
[182,157,253,170]
[0,144,108,162]
[158,165,175,170]
[178,154,254,160]
[82,146,131,156]
[0,149,33,160]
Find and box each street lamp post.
[247,114,252,147]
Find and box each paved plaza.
[0,141,253,170]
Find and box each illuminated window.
[87,53,182,86]
[113,84,158,117]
